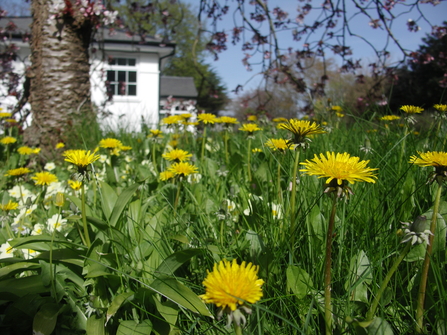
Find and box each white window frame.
[106,56,139,99]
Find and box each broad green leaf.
[9,235,84,250]
[0,275,47,296]
[87,216,109,230]
[109,182,141,227]
[106,291,134,325]
[117,320,152,335]
[156,249,204,276]
[422,210,446,253]
[87,315,106,335]
[307,204,326,242]
[153,298,179,329]
[149,276,212,317]
[99,181,118,220]
[366,317,394,335]
[245,230,264,258]
[405,243,426,262]
[345,250,372,303]
[286,265,314,299]
[66,194,93,217]
[0,262,39,279]
[33,303,61,335]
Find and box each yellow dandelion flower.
[32,148,41,154]
[120,145,132,151]
[247,115,258,122]
[331,106,343,113]
[380,115,401,121]
[99,138,123,149]
[301,152,378,186]
[200,259,264,311]
[410,151,447,168]
[68,180,82,191]
[198,113,217,124]
[5,167,31,177]
[159,171,175,181]
[64,149,100,168]
[17,146,35,155]
[219,116,239,125]
[148,129,163,138]
[55,142,65,149]
[336,112,345,118]
[272,117,288,123]
[278,119,325,147]
[410,151,447,183]
[32,171,58,186]
[0,136,17,145]
[252,148,262,153]
[265,138,293,152]
[400,105,424,114]
[162,149,192,162]
[162,115,183,125]
[168,140,178,148]
[179,113,193,120]
[0,200,19,211]
[4,118,17,123]
[0,112,12,118]
[434,104,447,113]
[168,162,198,177]
[239,123,261,135]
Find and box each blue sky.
[3,0,446,98]
[183,0,447,97]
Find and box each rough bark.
[25,0,95,159]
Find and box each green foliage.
[1,102,447,334]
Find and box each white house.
[1,17,197,131]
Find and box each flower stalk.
[324,193,338,335]
[81,183,91,247]
[365,242,411,321]
[289,149,301,249]
[415,182,443,333]
[247,138,252,182]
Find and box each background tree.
[387,22,447,111]
[114,0,228,113]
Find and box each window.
[106,57,137,97]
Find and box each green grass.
[0,110,446,335]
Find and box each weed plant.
[0,106,446,335]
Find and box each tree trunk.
[26,0,95,159]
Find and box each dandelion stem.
[247,138,252,182]
[224,131,229,166]
[324,194,338,335]
[81,183,91,248]
[201,126,207,162]
[289,149,300,250]
[415,182,443,333]
[152,141,158,174]
[366,242,411,321]
[276,156,282,202]
[234,324,243,335]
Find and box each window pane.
[128,71,137,83]
[108,84,116,96]
[117,58,126,66]
[108,57,116,65]
[128,85,137,96]
[118,82,126,95]
[107,70,115,81]
[118,71,126,82]
[128,58,136,66]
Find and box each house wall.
[91,51,160,132]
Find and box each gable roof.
[2,16,175,48]
[160,76,198,98]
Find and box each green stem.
[324,194,338,335]
[201,126,207,162]
[81,184,91,248]
[366,242,411,321]
[276,156,282,202]
[152,141,158,174]
[173,181,182,215]
[415,182,443,333]
[224,131,229,166]
[289,149,301,250]
[247,138,252,182]
[234,324,243,335]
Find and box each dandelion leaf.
[286,265,314,299]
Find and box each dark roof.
[1,16,175,47]
[160,76,198,98]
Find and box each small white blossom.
[46,214,67,233]
[44,162,56,171]
[0,240,14,259]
